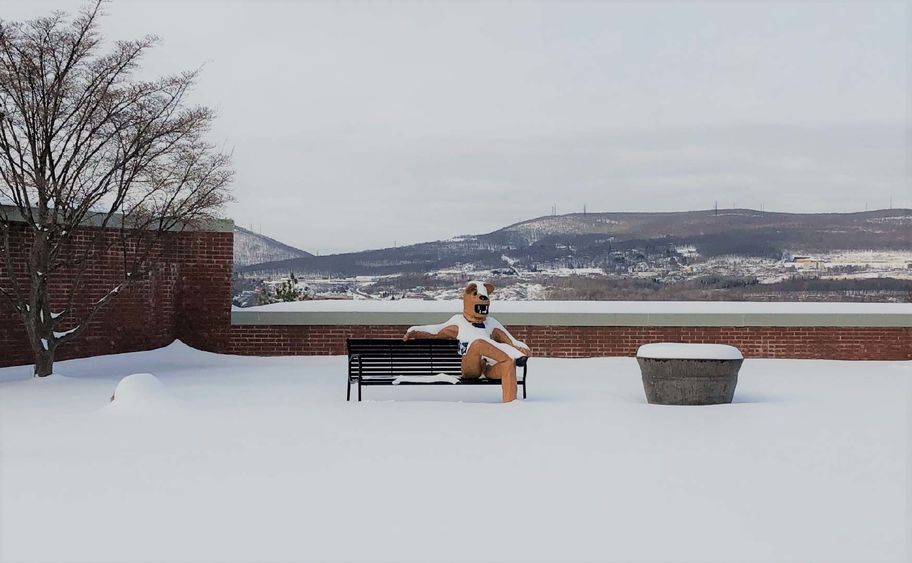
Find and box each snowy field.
[1,342,909,563]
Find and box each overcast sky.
[5,0,909,253]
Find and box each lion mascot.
[404,281,531,402]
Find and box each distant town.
[232,209,912,305]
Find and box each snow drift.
[108,372,172,412]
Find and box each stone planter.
[636,343,743,405]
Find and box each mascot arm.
[490,322,531,356]
[404,319,459,341]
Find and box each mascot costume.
[404,281,531,402]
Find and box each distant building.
[786,256,825,278]
[793,256,824,271]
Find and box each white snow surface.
[637,343,744,360]
[243,298,912,316]
[0,342,909,563]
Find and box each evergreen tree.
[275,273,305,302]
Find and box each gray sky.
[5,0,909,253]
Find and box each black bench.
[347,338,528,401]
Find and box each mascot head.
[463,280,495,323]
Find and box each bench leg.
[346,378,351,401]
[358,374,362,402]
[522,365,528,399]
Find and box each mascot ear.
[484,282,495,295]
[464,283,476,294]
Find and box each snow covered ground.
[1,342,909,563]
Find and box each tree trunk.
[29,223,55,377]
[34,348,54,377]
[29,305,56,377]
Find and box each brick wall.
[175,231,234,353]
[0,220,233,368]
[2,220,909,368]
[223,324,911,360]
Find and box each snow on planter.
[109,373,171,411]
[636,343,744,405]
[636,343,743,361]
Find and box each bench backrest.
[347,338,462,377]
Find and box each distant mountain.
[233,226,312,267]
[237,209,912,277]
[500,209,912,244]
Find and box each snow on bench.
[392,373,461,385]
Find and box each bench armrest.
[347,354,364,385]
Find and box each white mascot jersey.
[407,282,528,365]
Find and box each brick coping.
[0,204,234,232]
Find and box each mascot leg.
[460,352,484,379]
[462,340,518,403]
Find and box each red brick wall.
[223,324,911,360]
[175,231,234,352]
[0,221,233,368]
[2,220,909,368]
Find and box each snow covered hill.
[237,208,912,277]
[500,208,912,245]
[233,226,311,267]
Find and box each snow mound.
[109,373,172,411]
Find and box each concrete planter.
[636,343,743,405]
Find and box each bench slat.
[360,380,503,386]
[354,371,464,375]
[354,370,462,374]
[348,352,458,356]
[352,355,462,364]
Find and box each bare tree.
[0,2,232,376]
